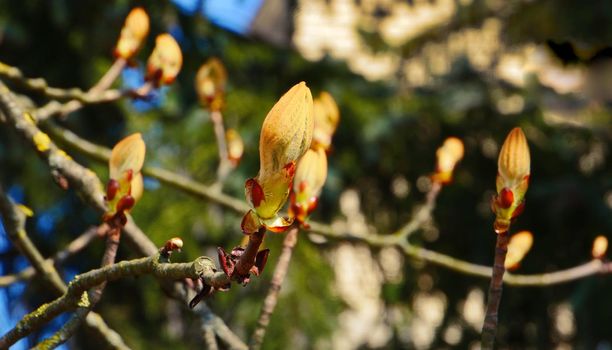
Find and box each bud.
[105,133,146,225]
[114,7,150,60]
[226,129,244,166]
[242,82,314,234]
[290,148,328,224]
[591,235,608,259]
[195,58,227,111]
[312,92,340,151]
[432,137,464,184]
[146,34,183,86]
[504,230,533,270]
[492,127,530,233]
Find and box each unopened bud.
[146,34,183,86]
[244,82,313,229]
[504,230,533,270]
[225,129,244,166]
[114,7,150,60]
[195,58,227,111]
[493,128,530,233]
[592,235,608,259]
[105,133,146,224]
[290,148,328,223]
[312,92,340,151]
[433,137,464,184]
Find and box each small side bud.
[592,235,608,259]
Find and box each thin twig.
[90,58,127,93]
[250,226,299,350]
[210,110,232,187]
[481,231,510,349]
[394,181,441,239]
[0,61,124,104]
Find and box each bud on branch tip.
[105,133,146,226]
[242,82,314,234]
[492,127,530,234]
[146,34,183,86]
[114,7,150,60]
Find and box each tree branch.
[41,120,612,287]
[0,186,129,350]
[0,253,221,349]
[250,226,299,350]
[0,80,246,348]
[481,231,509,349]
[0,61,124,104]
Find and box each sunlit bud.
[432,137,464,184]
[166,237,184,252]
[492,128,530,234]
[146,34,183,86]
[504,230,533,270]
[290,148,328,224]
[312,91,340,151]
[591,235,608,259]
[195,58,227,111]
[105,133,146,225]
[226,129,244,166]
[243,82,314,234]
[114,7,150,60]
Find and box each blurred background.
[0,0,611,349]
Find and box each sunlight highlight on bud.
[504,230,533,270]
[114,7,150,60]
[146,34,182,86]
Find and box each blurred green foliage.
[1,0,611,349]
